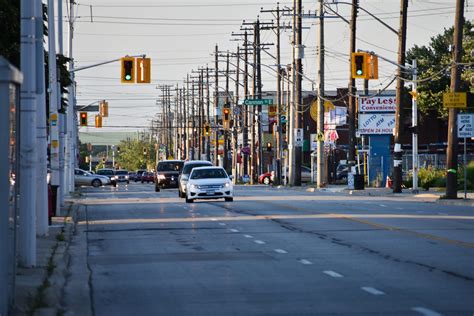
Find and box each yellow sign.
[310,100,318,122]
[51,140,59,148]
[324,100,335,111]
[443,92,467,108]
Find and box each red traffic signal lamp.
[266,142,272,152]
[79,112,88,126]
[121,57,135,83]
[223,107,231,122]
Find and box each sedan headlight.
[125,175,129,179]
[225,182,231,188]
[190,184,197,190]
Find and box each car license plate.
[206,190,215,195]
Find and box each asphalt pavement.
[56,182,474,316]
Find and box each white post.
[19,0,37,267]
[412,59,419,193]
[48,0,61,215]
[67,0,76,193]
[35,0,49,236]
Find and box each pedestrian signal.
[95,115,102,128]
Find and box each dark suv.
[96,168,117,187]
[154,160,184,192]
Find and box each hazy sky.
[66,0,472,139]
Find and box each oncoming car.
[185,166,233,203]
[178,160,213,198]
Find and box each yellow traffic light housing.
[136,58,151,83]
[222,107,231,129]
[95,115,102,128]
[367,54,378,79]
[79,112,88,126]
[352,52,367,79]
[121,57,135,83]
[99,100,109,117]
[204,123,211,136]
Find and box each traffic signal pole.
[347,0,358,171]
[393,0,408,193]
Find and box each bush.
[418,167,445,190]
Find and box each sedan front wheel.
[91,179,102,188]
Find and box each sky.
[64,0,473,141]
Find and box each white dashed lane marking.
[379,204,387,208]
[254,240,266,245]
[299,259,313,265]
[274,249,288,254]
[361,287,385,295]
[411,307,442,316]
[243,235,253,238]
[219,223,226,226]
[229,229,239,233]
[323,270,343,278]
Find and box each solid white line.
[299,259,313,265]
[361,287,385,295]
[244,234,253,238]
[411,307,442,316]
[274,249,288,254]
[323,270,343,278]
[254,240,266,244]
[229,229,239,233]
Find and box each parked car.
[141,172,154,183]
[178,160,213,198]
[114,170,130,183]
[154,160,184,192]
[259,166,313,185]
[74,168,111,187]
[96,168,117,187]
[135,169,147,182]
[128,172,137,182]
[336,163,365,182]
[185,166,233,203]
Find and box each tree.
[406,20,473,118]
[0,0,20,67]
[116,138,156,171]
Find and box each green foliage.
[407,162,474,191]
[0,0,20,67]
[406,20,473,118]
[116,138,156,171]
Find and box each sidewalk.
[273,184,474,207]
[11,199,82,316]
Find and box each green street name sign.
[243,99,272,106]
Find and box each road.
[73,183,474,316]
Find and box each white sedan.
[185,167,233,203]
[74,168,111,187]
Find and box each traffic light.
[223,107,231,122]
[95,115,102,128]
[143,147,147,155]
[266,142,272,152]
[136,58,151,83]
[116,146,120,152]
[367,54,379,79]
[85,156,90,163]
[99,100,108,117]
[121,57,135,83]
[80,112,88,126]
[352,52,367,79]
[204,123,211,136]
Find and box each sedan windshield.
[190,169,227,179]
[182,163,212,174]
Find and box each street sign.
[457,113,474,138]
[280,115,287,123]
[243,99,272,106]
[443,92,467,108]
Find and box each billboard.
[358,96,396,112]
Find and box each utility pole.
[261,4,291,185]
[191,79,196,159]
[214,44,219,166]
[233,46,240,181]
[19,0,37,267]
[35,0,48,236]
[293,0,303,186]
[67,0,76,194]
[206,67,211,161]
[446,0,465,199]
[224,52,230,172]
[393,0,408,193]
[183,84,188,160]
[347,0,358,170]
[256,19,264,176]
[198,70,203,158]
